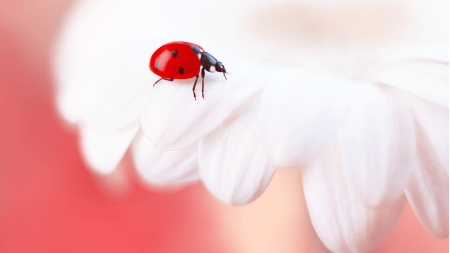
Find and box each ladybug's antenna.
[223,72,230,80]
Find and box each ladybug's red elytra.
[150,41,227,100]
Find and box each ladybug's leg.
[153,78,163,86]
[153,78,174,87]
[201,67,206,99]
[192,74,199,100]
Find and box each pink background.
[0,1,448,252]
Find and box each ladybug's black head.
[201,52,228,80]
[215,61,227,80]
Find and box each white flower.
[54,0,448,252]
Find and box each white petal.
[384,87,449,174]
[338,84,415,207]
[58,40,154,130]
[410,100,449,174]
[373,60,449,108]
[198,95,275,205]
[132,131,199,185]
[55,0,172,125]
[402,95,449,174]
[405,121,449,238]
[80,123,140,174]
[141,56,269,150]
[57,41,153,174]
[303,139,405,253]
[55,0,163,175]
[258,70,350,168]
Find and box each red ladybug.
[150,41,227,100]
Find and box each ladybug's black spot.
[178,67,184,75]
[172,49,178,58]
[191,46,201,55]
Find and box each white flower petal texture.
[374,59,449,107]
[338,84,415,207]
[386,86,449,174]
[405,121,449,238]
[409,98,449,174]
[199,95,275,205]
[258,70,350,168]
[303,140,406,253]
[141,60,267,150]
[132,131,199,185]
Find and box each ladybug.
[150,41,227,100]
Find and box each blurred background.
[0,1,448,252]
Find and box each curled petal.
[80,123,140,174]
[303,139,405,253]
[405,121,449,238]
[141,57,269,150]
[198,95,275,205]
[258,70,349,168]
[132,131,199,185]
[338,84,414,207]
